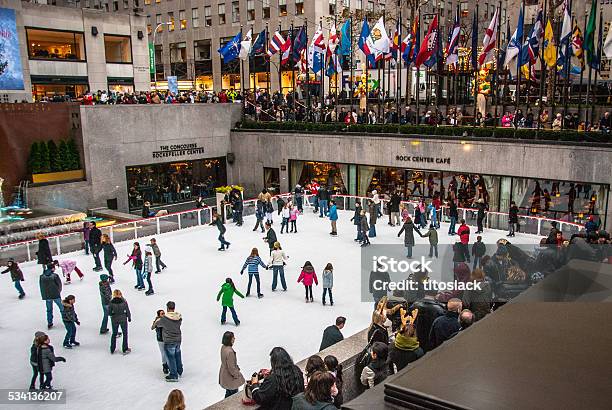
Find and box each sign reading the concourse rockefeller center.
[152,144,205,159]
[396,155,451,165]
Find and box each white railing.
[0,192,582,264]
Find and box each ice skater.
[124,242,143,290]
[329,200,338,236]
[150,238,167,273]
[99,274,112,334]
[151,310,169,374]
[253,200,265,233]
[29,331,46,390]
[109,289,131,355]
[268,241,288,291]
[360,210,371,247]
[240,248,266,298]
[53,259,84,284]
[143,247,154,295]
[89,222,103,271]
[40,264,64,329]
[36,233,53,273]
[289,203,299,233]
[280,202,290,234]
[210,211,231,251]
[1,258,25,299]
[217,277,244,326]
[322,263,334,306]
[35,333,66,390]
[264,198,274,224]
[61,295,80,349]
[101,234,117,282]
[298,261,318,303]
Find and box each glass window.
[279,0,287,16]
[168,12,175,31]
[113,1,118,11]
[26,28,86,61]
[123,0,128,9]
[205,6,212,26]
[247,0,255,20]
[144,0,150,4]
[156,14,162,32]
[104,35,132,63]
[218,4,226,25]
[179,10,187,29]
[155,0,160,4]
[329,0,335,15]
[262,0,270,19]
[356,0,362,9]
[367,1,373,12]
[296,0,304,14]
[192,8,199,28]
[232,1,240,23]
[194,40,211,60]
[342,0,349,6]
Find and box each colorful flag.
[327,25,339,57]
[250,30,266,56]
[415,15,439,67]
[218,31,241,63]
[519,8,543,66]
[281,38,292,65]
[479,8,499,66]
[358,18,376,67]
[402,14,419,65]
[543,19,556,67]
[605,21,612,59]
[267,31,286,57]
[557,0,572,74]
[367,17,391,61]
[309,27,325,73]
[239,29,252,60]
[504,4,524,68]
[339,19,351,56]
[292,27,308,61]
[446,9,460,66]
[584,0,597,67]
[572,19,585,71]
[295,48,307,73]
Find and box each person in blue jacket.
[240,248,267,298]
[329,200,339,236]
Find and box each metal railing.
[0,192,582,264]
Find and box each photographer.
[251,347,304,409]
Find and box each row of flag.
[217,0,612,79]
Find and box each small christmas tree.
[67,138,81,170]
[58,140,70,171]
[47,140,60,172]
[28,142,41,174]
[39,142,50,173]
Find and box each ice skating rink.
[0,210,542,409]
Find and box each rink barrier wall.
[207,328,370,409]
[0,193,582,264]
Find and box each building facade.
[0,0,150,102]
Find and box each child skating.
[124,242,144,290]
[35,333,66,390]
[322,263,334,306]
[53,259,84,284]
[150,238,167,273]
[298,261,318,303]
[240,248,267,298]
[1,258,25,299]
[217,277,244,326]
[61,295,80,349]
[143,247,154,295]
[280,202,290,234]
[289,203,299,233]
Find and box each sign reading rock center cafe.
[152,144,205,159]
[396,155,451,165]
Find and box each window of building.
[85,0,90,7]
[247,0,255,21]
[296,0,304,14]
[192,8,199,28]
[123,0,128,9]
[329,0,336,15]
[113,1,118,11]
[232,1,239,23]
[147,16,152,34]
[26,28,86,61]
[170,42,186,62]
[356,0,362,9]
[155,0,160,4]
[342,0,349,6]
[262,0,270,19]
[366,1,373,12]
[460,1,468,17]
[194,39,211,60]
[104,35,132,63]
[218,4,226,25]
[205,6,212,26]
[144,0,150,4]
[156,14,162,32]
[179,10,187,29]
[168,12,175,31]
[279,0,287,16]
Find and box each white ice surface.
[0,210,542,410]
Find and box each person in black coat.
[210,212,231,251]
[508,201,519,237]
[101,234,117,281]
[2,258,25,299]
[39,266,63,329]
[251,347,304,410]
[409,290,447,353]
[368,264,390,309]
[108,290,131,354]
[319,317,346,351]
[232,192,244,226]
[388,192,401,226]
[448,199,459,235]
[475,199,487,234]
[88,222,103,271]
[263,222,277,255]
[350,202,363,241]
[429,298,461,350]
[36,233,53,272]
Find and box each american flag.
[267,31,288,57]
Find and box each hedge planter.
[32,169,85,184]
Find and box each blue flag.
[218,31,242,63]
[358,18,376,68]
[250,30,266,56]
[312,50,324,73]
[339,19,351,56]
[292,27,307,61]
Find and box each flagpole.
[473,2,479,128]
[306,18,311,122]
[334,12,339,124]
[502,22,509,122]
[590,5,602,125]
[577,11,587,126]
[585,6,594,129]
[562,0,573,129]
[349,3,354,121]
[397,1,402,119]
[514,0,525,130]
[266,24,271,101]
[537,0,548,131]
[291,21,296,119]
[319,17,324,124]
[494,1,502,127]
[366,19,370,123]
[551,5,561,123]
[415,14,420,124]
[240,25,245,122]
[525,15,533,119]
[278,22,283,99]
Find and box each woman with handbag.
[251,347,304,409]
[219,331,245,398]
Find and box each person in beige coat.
[219,331,245,398]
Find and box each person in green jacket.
[420,225,439,258]
[217,278,244,326]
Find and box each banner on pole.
[0,7,25,90]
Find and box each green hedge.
[238,120,610,143]
[28,139,81,174]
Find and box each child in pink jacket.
[297,261,318,303]
[53,259,84,284]
[289,204,299,233]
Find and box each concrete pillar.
[83,10,108,92]
[130,15,151,91]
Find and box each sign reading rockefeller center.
[152,143,206,158]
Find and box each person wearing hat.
[99,274,112,334]
[2,258,25,299]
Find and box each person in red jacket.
[457,219,471,263]
[297,261,318,303]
